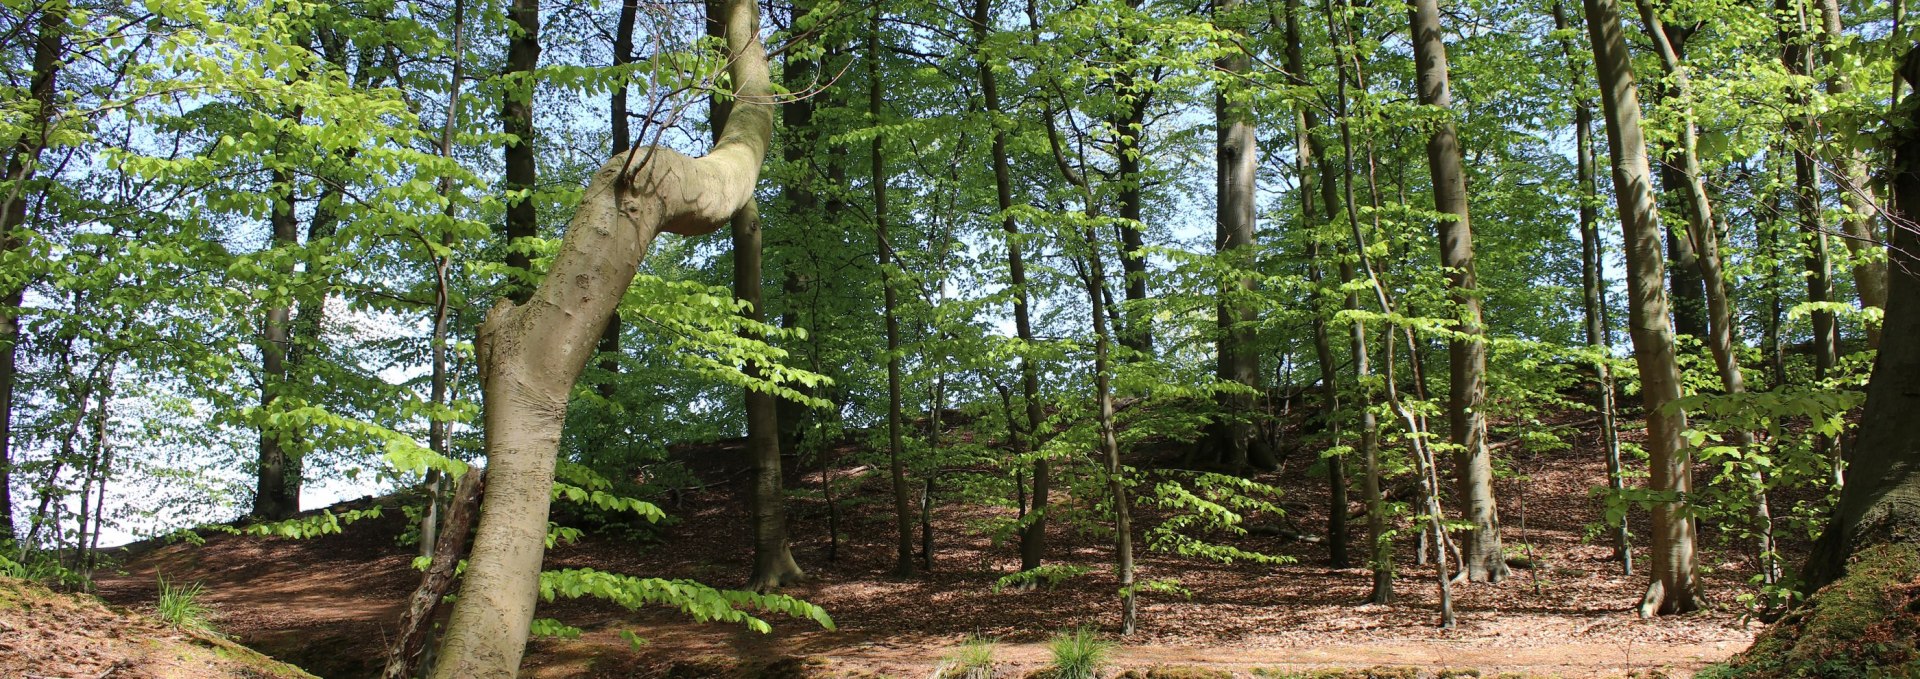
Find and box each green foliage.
[994,564,1093,593]
[538,567,834,634]
[941,636,999,679]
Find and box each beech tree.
[426,0,774,674]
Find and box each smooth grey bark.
[1812,0,1886,348]
[971,0,1050,572]
[1287,0,1348,570]
[1210,0,1276,473]
[1553,0,1631,576]
[1406,0,1506,585]
[0,0,66,541]
[1805,53,1920,588]
[426,1,772,675]
[1582,0,1698,617]
[870,9,915,578]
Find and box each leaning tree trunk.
[426,2,772,675]
[1407,0,1506,584]
[971,0,1051,572]
[1581,0,1698,617]
[1210,0,1275,473]
[1811,0,1887,348]
[0,0,67,541]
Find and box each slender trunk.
[421,0,468,560]
[871,10,915,578]
[0,1,63,542]
[1554,0,1631,575]
[773,2,823,458]
[500,0,540,305]
[1778,0,1838,382]
[1288,0,1348,569]
[973,0,1050,572]
[1084,219,1135,636]
[385,469,486,679]
[1210,0,1273,473]
[1407,0,1505,584]
[427,2,771,674]
[1582,0,1698,616]
[1110,14,1152,355]
[1328,0,1391,601]
[594,0,640,397]
[1812,0,1886,348]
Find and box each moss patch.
[1702,543,1920,678]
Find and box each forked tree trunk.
[1581,0,1698,617]
[1210,0,1276,473]
[426,3,772,675]
[1553,0,1631,576]
[971,0,1051,572]
[1407,0,1506,584]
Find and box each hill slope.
[0,573,317,679]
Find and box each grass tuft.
[156,575,214,631]
[1047,626,1114,679]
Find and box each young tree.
[427,1,773,674]
[1581,0,1698,616]
[870,6,916,577]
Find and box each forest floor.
[0,571,317,678]
[92,411,1773,679]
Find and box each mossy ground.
[1700,543,1920,678]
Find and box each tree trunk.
[870,9,915,578]
[426,2,772,675]
[1210,0,1274,473]
[1109,6,1152,355]
[1813,0,1886,349]
[1082,217,1135,636]
[499,0,540,305]
[0,0,66,541]
[1804,50,1920,589]
[972,0,1050,572]
[1553,0,1631,576]
[1287,0,1348,570]
[703,0,804,595]
[1407,0,1506,585]
[593,0,640,398]
[1581,0,1698,616]
[1778,0,1838,383]
[384,468,485,679]
[254,161,303,522]
[1635,0,1775,586]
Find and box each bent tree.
[427,1,773,675]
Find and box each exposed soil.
[0,573,315,679]
[92,411,1769,679]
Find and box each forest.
[2,0,1920,676]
